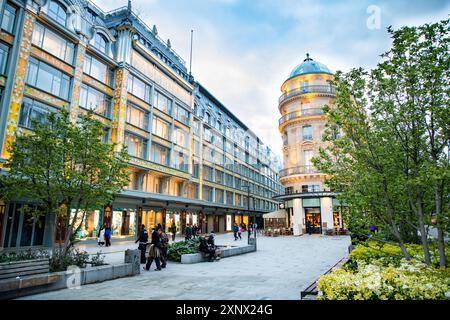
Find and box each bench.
[0,259,57,295]
[300,257,348,299]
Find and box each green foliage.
[0,109,130,251]
[318,242,450,300]
[312,18,450,266]
[89,252,106,267]
[0,249,50,263]
[348,241,450,269]
[49,248,90,272]
[317,262,450,300]
[167,238,201,262]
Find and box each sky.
[93,0,450,158]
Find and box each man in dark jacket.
[135,224,148,264]
[185,224,192,240]
[145,227,162,271]
[233,223,238,241]
[199,236,215,262]
[171,223,177,241]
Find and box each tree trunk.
[435,185,446,267]
[416,195,432,265]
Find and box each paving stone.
[18,234,350,300]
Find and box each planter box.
[180,244,256,264]
[0,250,140,300]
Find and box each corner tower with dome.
[273,54,345,236]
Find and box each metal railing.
[279,165,320,178]
[279,108,324,126]
[279,85,336,105]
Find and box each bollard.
[124,249,140,275]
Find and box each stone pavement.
[75,233,250,265]
[19,234,350,300]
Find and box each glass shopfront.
[226,214,232,231]
[304,208,322,234]
[2,203,46,248]
[111,209,136,236]
[165,211,181,236]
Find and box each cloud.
[92,0,449,160]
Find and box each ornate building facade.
[0,0,283,249]
[273,54,345,236]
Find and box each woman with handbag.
[135,224,149,264]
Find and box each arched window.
[48,1,67,26]
[94,33,108,54]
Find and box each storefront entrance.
[304,208,322,234]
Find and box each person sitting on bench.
[199,236,216,262]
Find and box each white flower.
[425,283,433,289]
[445,292,450,298]
[387,285,394,291]
[402,284,408,289]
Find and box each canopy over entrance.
[263,209,287,219]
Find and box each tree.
[0,109,130,255]
[314,19,449,266]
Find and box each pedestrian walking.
[135,224,149,264]
[160,229,169,268]
[306,219,312,235]
[238,225,243,240]
[145,227,163,271]
[171,223,177,241]
[233,223,239,241]
[192,224,197,238]
[97,226,105,246]
[104,224,112,247]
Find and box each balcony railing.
[279,85,336,105]
[279,108,324,126]
[279,165,320,178]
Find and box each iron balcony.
[279,108,324,126]
[279,165,321,178]
[279,85,336,105]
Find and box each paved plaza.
[20,234,350,300]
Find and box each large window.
[151,143,169,166]
[126,103,149,130]
[26,57,71,100]
[0,43,9,75]
[79,84,111,118]
[83,53,111,85]
[47,0,67,26]
[174,104,189,125]
[202,165,213,182]
[1,3,16,33]
[304,150,314,167]
[128,74,151,103]
[93,33,107,54]
[202,186,213,202]
[152,116,170,140]
[215,189,224,204]
[302,125,313,140]
[173,150,189,172]
[174,126,189,149]
[19,97,57,129]
[154,90,171,115]
[32,22,74,64]
[124,132,147,159]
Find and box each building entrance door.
[305,208,321,234]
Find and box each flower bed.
[317,241,450,300]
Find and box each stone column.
[1,11,35,158]
[292,198,303,236]
[320,197,334,233]
[69,42,87,123]
[110,67,129,149]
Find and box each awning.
[263,209,287,219]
